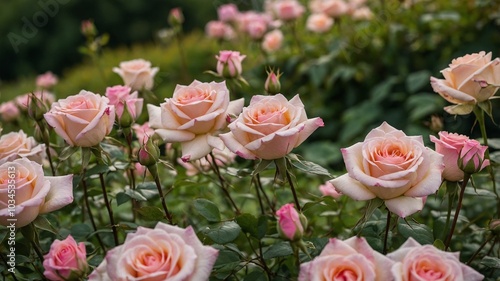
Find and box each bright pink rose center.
[251,104,289,124]
[133,249,181,278]
[332,268,358,281]
[55,247,76,266]
[373,142,412,165]
[177,89,211,104]
[414,260,444,281]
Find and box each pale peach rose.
[217,3,239,22]
[16,91,56,110]
[219,94,324,160]
[43,235,88,281]
[306,13,334,33]
[216,50,246,78]
[0,101,20,122]
[331,122,444,218]
[388,237,483,281]
[44,90,116,147]
[321,0,350,17]
[299,236,395,281]
[0,158,73,227]
[273,0,305,21]
[431,51,500,114]
[319,181,342,198]
[112,59,159,91]
[36,71,58,89]
[105,85,143,121]
[205,20,235,40]
[88,222,219,281]
[430,131,470,181]
[262,29,284,53]
[177,146,237,176]
[351,6,373,20]
[0,130,45,165]
[148,80,244,161]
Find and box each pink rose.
[0,158,73,227]
[43,235,88,281]
[388,237,483,281]
[431,51,500,115]
[168,7,184,26]
[0,101,20,122]
[430,131,470,181]
[220,94,324,160]
[88,222,219,281]
[36,71,58,89]
[262,29,284,53]
[322,0,350,17]
[319,181,342,199]
[276,203,305,241]
[306,13,334,33]
[44,90,116,147]
[105,85,143,121]
[299,236,395,281]
[0,130,45,165]
[331,122,444,218]
[132,122,155,145]
[112,59,159,91]
[238,12,270,39]
[273,0,305,21]
[148,80,244,161]
[217,3,239,22]
[458,139,489,174]
[205,21,234,40]
[216,50,246,78]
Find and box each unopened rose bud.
[265,69,282,94]
[458,139,490,174]
[138,137,160,167]
[216,50,246,78]
[276,203,307,241]
[81,19,97,37]
[168,8,184,27]
[429,115,443,133]
[28,94,48,121]
[118,103,133,128]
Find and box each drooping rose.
[331,122,444,218]
[0,101,20,122]
[220,94,324,160]
[276,203,306,241]
[0,158,73,227]
[88,222,219,281]
[36,71,58,89]
[148,80,244,161]
[306,13,334,33]
[112,59,159,91]
[105,85,143,122]
[44,90,115,147]
[0,130,45,165]
[216,50,246,78]
[299,236,395,281]
[388,237,483,281]
[43,235,88,281]
[458,139,489,174]
[430,131,470,181]
[262,29,284,53]
[430,51,500,114]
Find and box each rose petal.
[329,175,377,201]
[384,196,424,218]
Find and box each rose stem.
[284,162,301,212]
[474,106,499,217]
[256,173,276,213]
[209,152,241,215]
[444,173,471,250]
[443,184,455,241]
[82,176,106,251]
[99,173,119,246]
[40,122,56,176]
[149,164,173,224]
[252,175,266,214]
[467,234,494,265]
[124,130,138,220]
[383,210,391,254]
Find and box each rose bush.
[88,222,218,281]
[220,94,324,160]
[44,90,116,147]
[331,122,444,217]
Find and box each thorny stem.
[444,173,471,250]
[256,173,275,213]
[99,173,119,246]
[383,210,391,255]
[209,152,240,215]
[285,167,301,212]
[82,177,106,252]
[149,164,174,224]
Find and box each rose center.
[252,105,289,123]
[374,143,412,165]
[68,99,92,110]
[177,89,211,104]
[415,260,444,281]
[333,269,357,281]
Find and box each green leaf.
[213,249,241,272]
[257,215,268,239]
[263,241,293,259]
[137,206,165,221]
[58,146,80,161]
[205,221,241,244]
[86,164,110,175]
[406,70,431,94]
[252,160,273,176]
[70,223,92,240]
[433,239,445,250]
[136,182,157,190]
[397,220,434,245]
[243,270,268,281]
[406,94,445,121]
[481,256,500,269]
[236,213,258,238]
[370,76,398,103]
[288,154,332,177]
[194,198,221,223]
[33,216,59,235]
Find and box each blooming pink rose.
[168,7,184,26]
[276,203,305,241]
[272,0,305,21]
[388,237,483,281]
[132,122,155,145]
[351,6,373,20]
[36,71,58,89]
[321,0,350,17]
[43,235,88,281]
[112,59,159,91]
[331,122,444,218]
[262,29,284,53]
[299,236,395,281]
[88,222,219,281]
[431,51,500,114]
[44,90,116,147]
[216,50,246,78]
[205,20,235,40]
[148,80,244,161]
[306,13,334,33]
[105,85,143,121]
[0,130,45,165]
[217,3,239,22]
[238,12,271,39]
[319,181,342,199]
[458,139,490,174]
[430,131,470,181]
[0,158,73,227]
[220,94,324,160]
[0,101,20,122]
